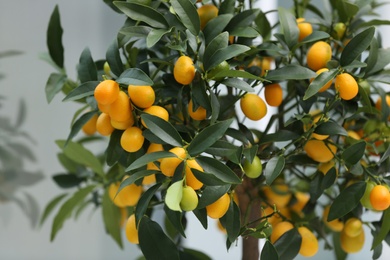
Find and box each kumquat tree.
[41,0,390,259]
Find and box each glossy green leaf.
[304,69,338,100]
[265,64,316,81]
[205,140,240,158]
[230,27,259,38]
[226,9,259,31]
[138,216,180,260]
[118,170,158,193]
[171,0,200,36]
[333,232,348,260]
[51,185,96,241]
[278,7,299,49]
[197,185,231,209]
[223,201,240,243]
[126,151,175,171]
[340,27,375,66]
[116,68,154,86]
[119,25,151,38]
[342,140,366,165]
[195,156,241,184]
[164,205,186,238]
[372,208,390,249]
[106,130,125,166]
[274,228,301,260]
[214,69,262,81]
[77,47,97,83]
[221,78,254,92]
[147,28,172,48]
[265,156,285,185]
[327,181,366,221]
[209,89,220,125]
[136,183,162,224]
[187,119,233,156]
[366,48,390,76]
[106,39,123,77]
[314,120,348,136]
[203,32,229,70]
[336,0,359,23]
[114,2,168,29]
[141,114,183,147]
[192,208,208,229]
[179,248,212,260]
[102,188,123,249]
[204,44,250,71]
[62,81,98,102]
[65,111,97,145]
[45,73,67,103]
[191,168,226,186]
[261,241,279,260]
[40,193,68,226]
[204,14,233,44]
[298,31,330,45]
[47,5,64,68]
[259,130,300,144]
[254,10,272,40]
[56,140,105,178]
[165,180,184,212]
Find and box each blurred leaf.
[340,27,375,66]
[179,248,212,260]
[56,140,105,178]
[141,114,183,147]
[102,188,123,249]
[278,7,299,49]
[119,26,151,38]
[261,241,279,260]
[336,0,359,23]
[366,48,390,76]
[204,44,250,71]
[219,0,235,14]
[62,81,98,102]
[314,120,348,136]
[255,10,272,40]
[126,151,175,171]
[274,228,301,260]
[223,201,240,243]
[147,28,172,48]
[342,140,366,165]
[304,69,338,100]
[47,5,64,68]
[372,208,390,249]
[197,185,230,208]
[51,185,96,241]
[265,64,316,81]
[171,0,200,36]
[165,180,184,212]
[187,119,233,156]
[265,156,285,185]
[204,14,233,45]
[136,183,162,224]
[333,232,347,260]
[15,99,26,129]
[297,31,330,45]
[40,193,68,226]
[327,181,366,221]
[114,2,168,29]
[77,47,97,83]
[52,174,85,189]
[106,130,125,166]
[45,73,67,103]
[164,205,186,238]
[138,216,180,260]
[106,39,123,77]
[57,153,80,173]
[192,207,208,229]
[65,111,97,145]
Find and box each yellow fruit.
[290,192,310,214]
[343,218,363,238]
[206,193,231,219]
[197,4,218,30]
[160,147,186,177]
[270,221,294,243]
[120,126,144,153]
[312,68,333,92]
[304,139,337,163]
[82,114,98,135]
[188,99,207,121]
[109,91,132,122]
[304,110,329,140]
[340,228,365,253]
[173,56,195,85]
[96,113,115,136]
[264,83,283,107]
[335,73,359,100]
[262,183,292,208]
[375,95,390,119]
[322,205,344,232]
[125,214,139,244]
[261,205,290,227]
[97,102,111,114]
[347,130,361,140]
[108,181,142,207]
[94,80,120,105]
[318,160,336,175]
[248,57,272,76]
[142,105,169,128]
[142,174,156,185]
[128,85,155,109]
[119,207,128,228]
[240,93,267,121]
[185,159,204,190]
[111,116,134,130]
[298,226,319,257]
[370,184,390,211]
[180,186,199,211]
[297,18,313,41]
[306,41,332,71]
[147,143,164,154]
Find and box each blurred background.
[0,0,389,259]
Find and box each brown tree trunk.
[236,177,262,260]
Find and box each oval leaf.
[197,185,231,208]
[314,120,348,136]
[47,5,64,68]
[265,64,317,81]
[116,68,154,86]
[261,241,279,260]
[141,114,183,147]
[265,156,285,185]
[274,228,301,260]
[77,47,97,83]
[102,188,123,249]
[205,44,251,71]
[136,183,162,224]
[171,0,200,36]
[304,69,338,100]
[340,27,375,66]
[126,151,176,171]
[342,140,366,165]
[63,81,99,102]
[195,156,241,184]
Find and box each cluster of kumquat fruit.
[42,0,390,259]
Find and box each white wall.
[0,0,389,260]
